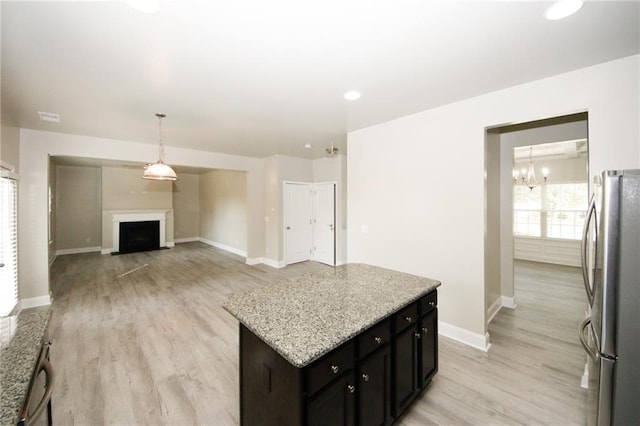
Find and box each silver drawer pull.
[374,336,382,344]
[405,316,412,323]
[330,365,339,374]
[422,327,428,333]
[415,332,421,339]
[428,301,435,306]
[362,374,369,382]
[347,384,355,394]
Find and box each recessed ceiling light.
[545,0,583,21]
[304,144,312,149]
[344,91,361,101]
[38,111,61,123]
[127,0,160,14]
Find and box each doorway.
[484,111,589,326]
[283,182,336,266]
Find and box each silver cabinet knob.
[374,336,382,344]
[428,301,435,306]
[331,365,339,374]
[422,327,428,333]
[362,374,369,382]
[286,226,291,230]
[329,224,334,231]
[347,384,355,394]
[415,332,421,339]
[405,316,412,323]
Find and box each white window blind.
[0,176,18,316]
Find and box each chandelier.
[513,146,548,190]
[143,113,177,181]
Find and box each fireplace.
[109,210,168,254]
[119,220,160,254]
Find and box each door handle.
[581,194,597,306]
[579,317,599,363]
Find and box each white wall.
[199,169,248,254]
[173,173,200,241]
[348,55,640,350]
[55,165,102,252]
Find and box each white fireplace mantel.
[111,210,168,253]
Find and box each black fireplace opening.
[119,220,161,254]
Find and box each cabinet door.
[393,324,418,417]
[358,346,391,426]
[307,372,356,426]
[419,309,438,389]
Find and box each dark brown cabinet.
[239,290,438,426]
[358,346,391,426]
[418,309,438,389]
[308,372,356,426]
[392,291,438,416]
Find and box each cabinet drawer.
[307,341,355,396]
[394,303,418,334]
[357,319,390,360]
[419,291,437,315]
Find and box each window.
[0,176,18,316]
[514,182,588,240]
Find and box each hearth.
[118,220,160,254]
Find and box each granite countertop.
[224,263,440,368]
[0,308,52,426]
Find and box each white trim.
[101,248,114,255]
[49,254,57,266]
[167,242,175,248]
[56,246,102,256]
[501,296,517,309]
[438,320,491,352]
[175,237,200,243]
[487,297,502,324]
[487,296,517,324]
[20,295,52,309]
[245,257,286,269]
[200,238,247,257]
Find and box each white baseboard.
[200,238,248,257]
[20,294,52,310]
[487,297,502,324]
[167,242,175,248]
[501,296,517,309]
[56,246,102,256]
[175,237,200,243]
[439,320,491,352]
[101,248,114,255]
[49,254,57,266]
[245,257,286,269]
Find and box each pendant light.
[143,113,177,181]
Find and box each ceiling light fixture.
[545,0,584,21]
[127,0,161,14]
[326,144,339,157]
[513,146,548,190]
[344,91,361,101]
[143,113,177,181]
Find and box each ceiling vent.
[38,111,61,123]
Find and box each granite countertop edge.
[224,263,441,368]
[0,308,52,426]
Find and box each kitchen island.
[224,263,441,425]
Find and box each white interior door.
[312,183,336,266]
[284,183,313,265]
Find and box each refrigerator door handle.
[581,194,597,306]
[579,317,599,363]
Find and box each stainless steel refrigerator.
[579,169,640,426]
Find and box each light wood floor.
[48,243,587,425]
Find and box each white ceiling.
[2,1,639,159]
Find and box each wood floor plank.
[48,244,587,425]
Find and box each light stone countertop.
[0,308,52,426]
[223,263,440,368]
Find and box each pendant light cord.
[157,113,166,163]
